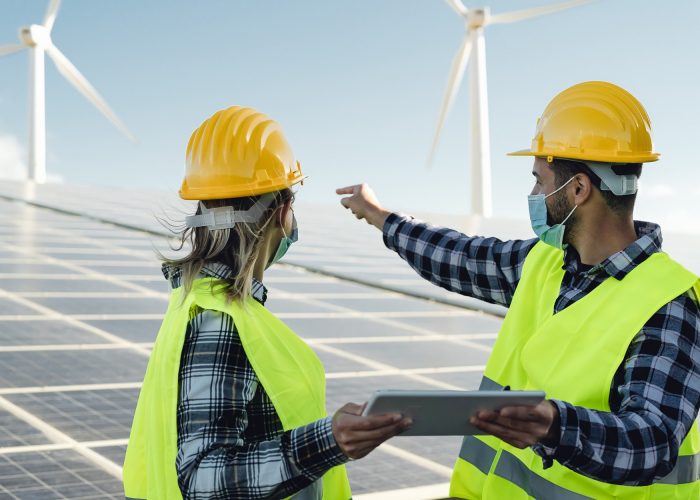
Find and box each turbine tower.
[0,0,134,184]
[428,0,594,217]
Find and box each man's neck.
[571,216,638,266]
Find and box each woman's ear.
[277,198,293,228]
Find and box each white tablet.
[362,389,546,436]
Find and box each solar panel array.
[2,181,696,498]
[0,185,503,499]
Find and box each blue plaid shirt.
[165,263,347,499]
[383,213,700,486]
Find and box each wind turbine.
[0,0,134,184]
[428,0,594,217]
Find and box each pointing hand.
[335,183,390,230]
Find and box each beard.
[546,190,578,244]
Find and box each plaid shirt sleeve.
[176,309,347,499]
[382,213,538,307]
[539,291,700,485]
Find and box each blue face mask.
[266,213,298,269]
[528,177,578,250]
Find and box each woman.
[123,106,411,499]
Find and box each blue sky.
[1,0,698,231]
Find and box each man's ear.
[573,173,593,205]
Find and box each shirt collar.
[562,221,662,280]
[162,262,268,305]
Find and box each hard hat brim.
[507,149,536,157]
[180,175,305,201]
[506,149,659,163]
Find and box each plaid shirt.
[164,263,347,499]
[383,213,700,486]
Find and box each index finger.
[335,185,360,195]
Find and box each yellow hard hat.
[509,81,659,163]
[180,106,304,200]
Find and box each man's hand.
[332,403,412,460]
[470,400,560,449]
[336,184,391,230]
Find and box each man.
[336,81,700,498]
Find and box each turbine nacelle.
[19,25,52,48]
[467,8,489,29]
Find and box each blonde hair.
[162,188,293,302]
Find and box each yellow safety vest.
[450,242,700,499]
[123,278,351,499]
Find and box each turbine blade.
[445,0,468,17]
[488,0,595,25]
[0,44,26,57]
[43,0,61,33]
[427,33,473,168]
[44,43,135,141]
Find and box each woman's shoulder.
[180,307,256,381]
[186,306,243,347]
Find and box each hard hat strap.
[185,193,277,230]
[583,161,638,196]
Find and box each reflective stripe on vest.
[123,278,351,499]
[291,480,322,499]
[657,453,700,485]
[492,449,590,500]
[460,436,496,475]
[478,375,502,391]
[450,242,700,499]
